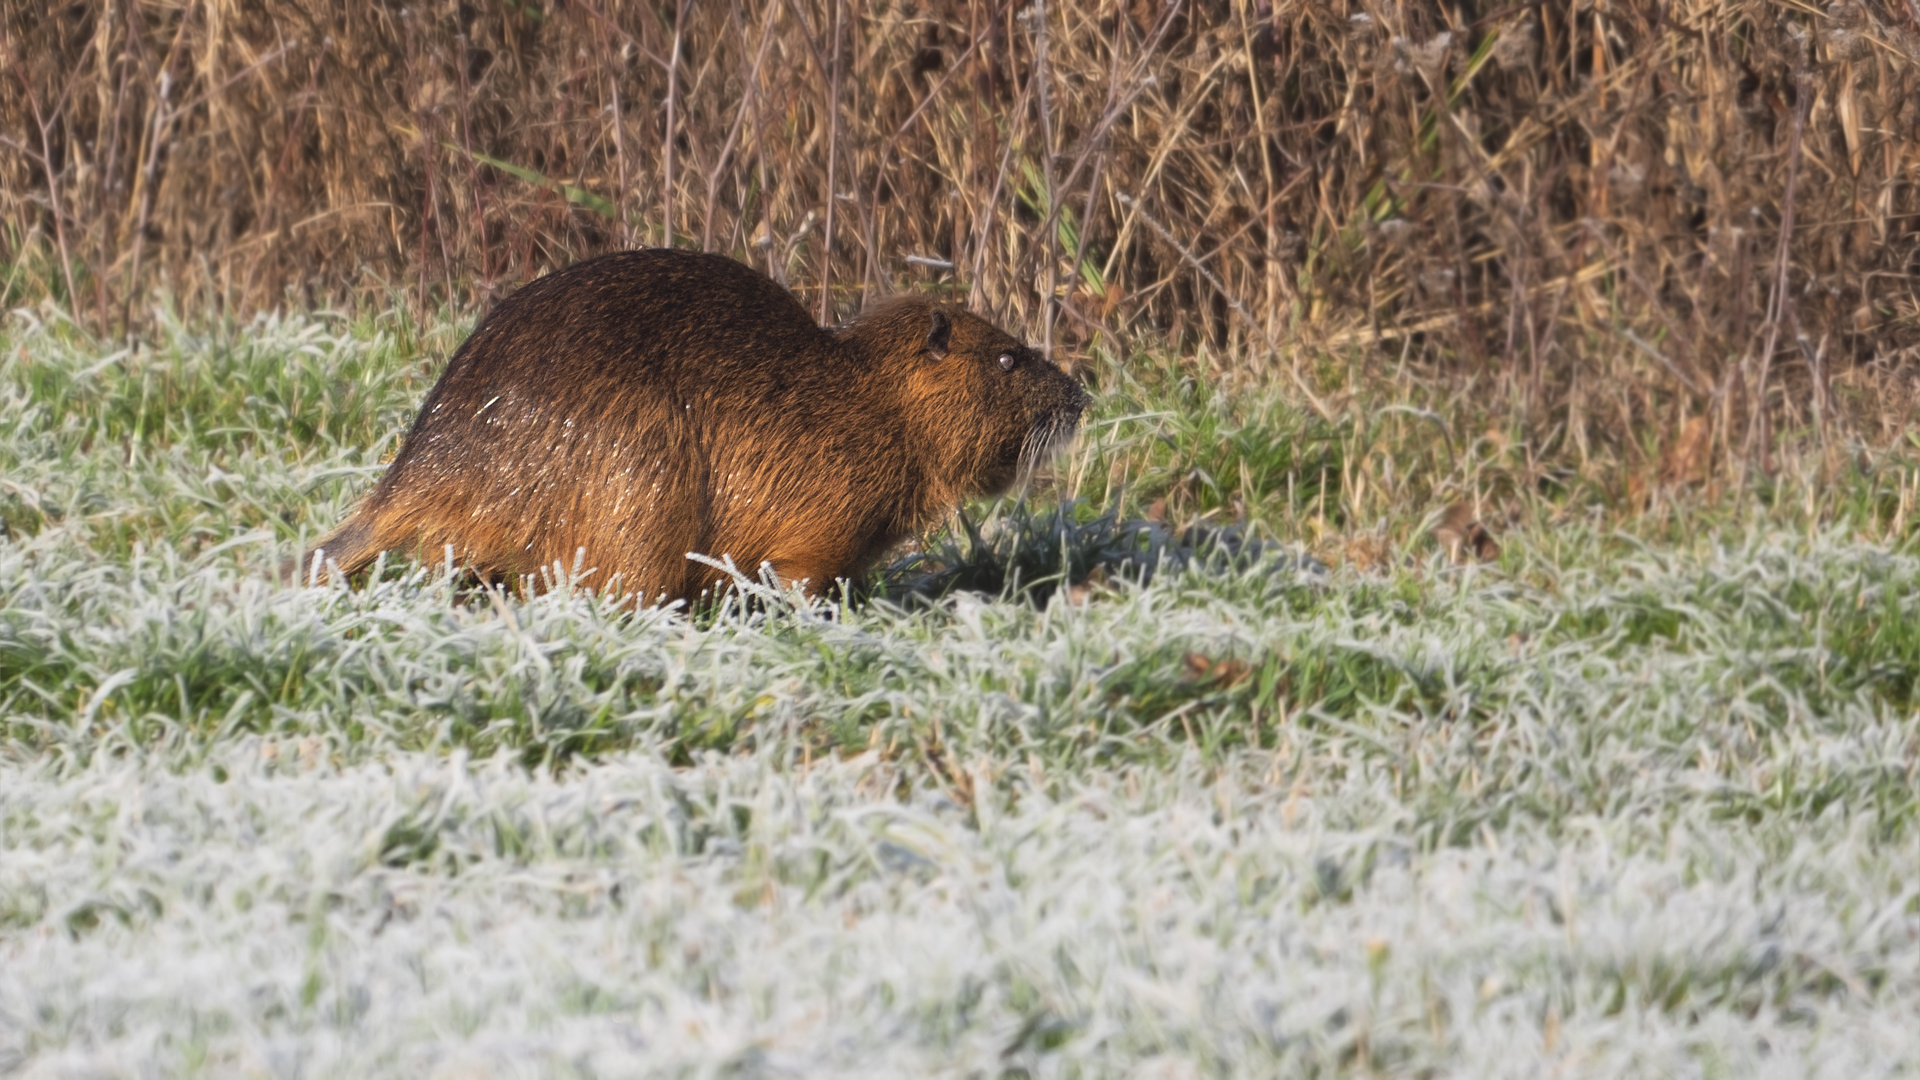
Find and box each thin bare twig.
[1033,0,1057,358]
[455,32,494,292]
[862,0,1015,289]
[703,0,780,252]
[1032,1,1182,329]
[818,0,845,323]
[120,3,201,334]
[1749,49,1811,472]
[608,57,631,247]
[662,0,691,246]
[743,3,780,281]
[14,71,81,319]
[1116,192,1333,421]
[968,3,1039,312]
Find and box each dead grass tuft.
[3,0,1918,478]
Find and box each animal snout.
[1060,383,1092,426]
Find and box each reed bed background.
[4,0,1919,479]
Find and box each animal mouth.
[1014,399,1087,483]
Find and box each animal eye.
[997,353,1017,371]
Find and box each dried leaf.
[1663,416,1712,487]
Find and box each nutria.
[301,248,1089,605]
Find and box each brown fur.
[300,249,1089,604]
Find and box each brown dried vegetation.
[5,0,1919,477]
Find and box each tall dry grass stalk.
[3,0,1918,474]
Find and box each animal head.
[842,296,1090,497]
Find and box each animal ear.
[925,308,952,359]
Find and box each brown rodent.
[300,248,1089,604]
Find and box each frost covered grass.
[3,310,1920,1077]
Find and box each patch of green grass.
[0,301,465,556]
[1069,351,1349,529]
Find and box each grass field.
[4,306,1920,1077]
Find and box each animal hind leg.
[297,501,486,585]
[759,536,862,599]
[290,511,382,585]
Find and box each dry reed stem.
[2,0,1917,474]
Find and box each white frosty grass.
[3,311,1920,1076]
[7,742,1918,1078]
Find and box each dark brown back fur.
[303,249,1089,604]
